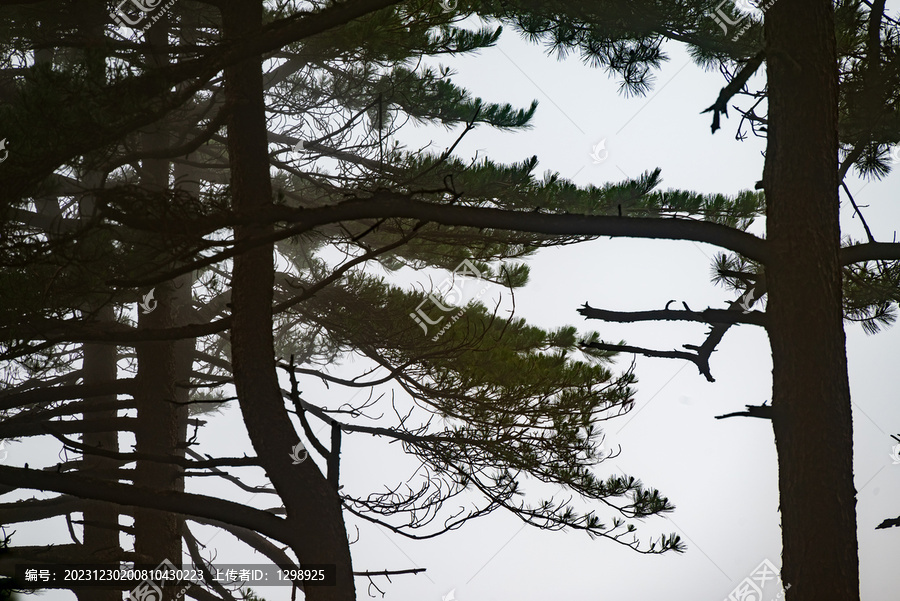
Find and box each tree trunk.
[763,0,859,599]
[75,5,123,594]
[222,3,356,599]
[78,305,122,601]
[132,20,184,595]
[172,160,199,526]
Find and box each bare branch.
[580,278,768,382]
[582,340,717,382]
[353,568,427,577]
[41,425,256,469]
[577,303,767,327]
[714,402,774,420]
[0,465,291,547]
[184,449,276,495]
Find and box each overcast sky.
[11,4,900,600]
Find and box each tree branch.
[579,279,768,382]
[714,402,774,420]
[702,51,766,133]
[352,568,427,577]
[581,340,716,382]
[41,425,256,469]
[577,303,768,327]
[183,448,276,495]
[108,194,770,288]
[840,242,900,265]
[245,194,772,264]
[0,465,291,546]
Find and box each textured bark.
[763,0,859,598]
[172,162,199,532]
[222,2,355,599]
[132,21,184,596]
[75,6,123,596]
[78,306,122,601]
[133,281,183,574]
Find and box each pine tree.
[361,1,898,599]
[0,1,767,598]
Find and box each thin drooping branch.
[273,225,421,314]
[183,524,239,601]
[702,51,766,133]
[842,182,876,244]
[187,516,302,577]
[281,362,399,388]
[355,568,427,598]
[184,448,276,495]
[41,426,256,469]
[279,386,506,448]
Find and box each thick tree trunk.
[132,21,184,595]
[763,0,859,599]
[172,161,199,525]
[75,5,123,594]
[78,303,122,601]
[222,3,355,599]
[133,283,182,563]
